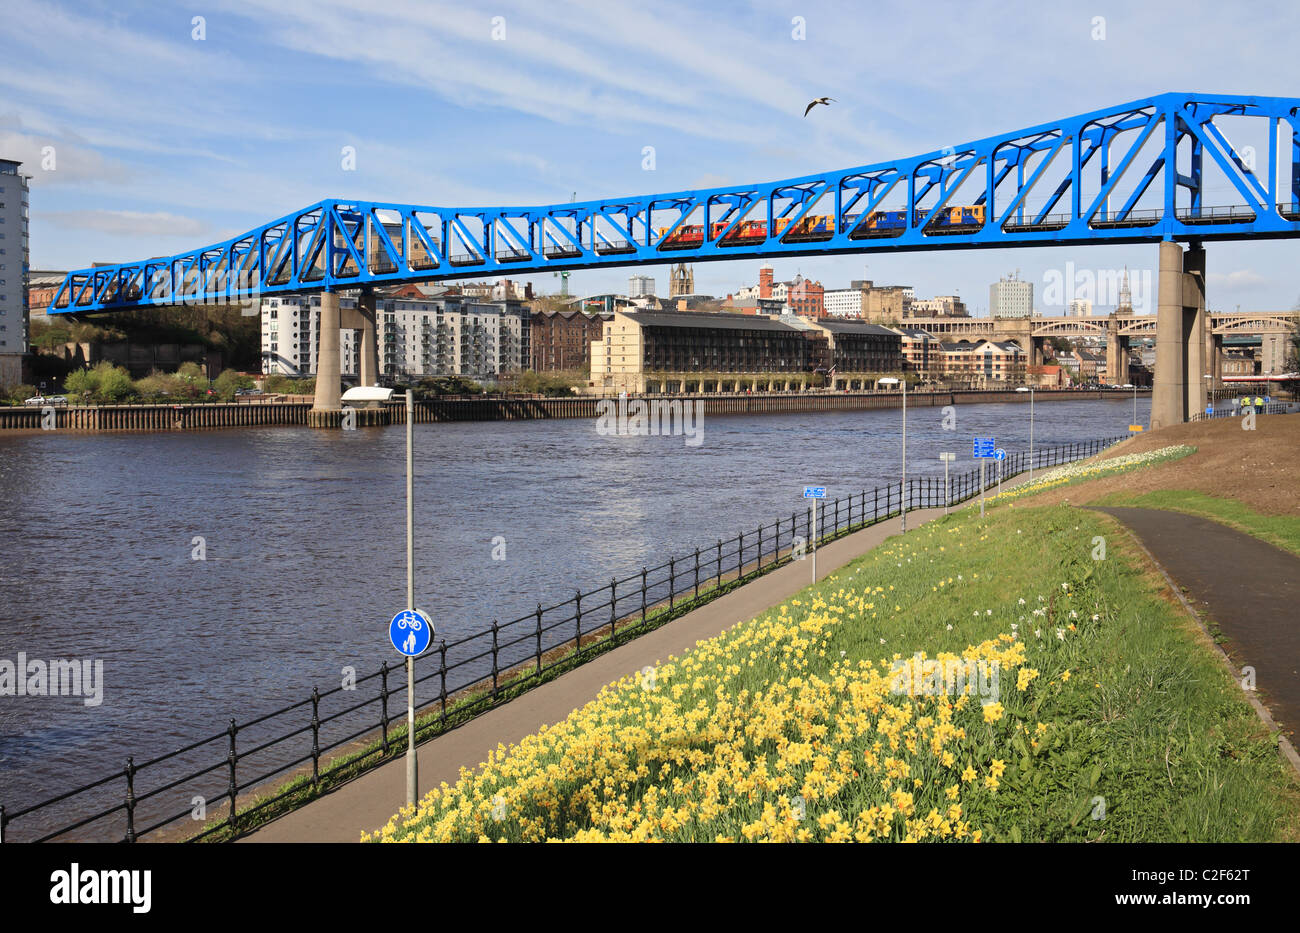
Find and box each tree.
[64,362,136,403]
[213,369,253,400]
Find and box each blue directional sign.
[1206,406,1214,415]
[973,437,996,459]
[803,486,827,499]
[389,609,433,657]
[993,448,1007,462]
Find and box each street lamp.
[1015,384,1035,481]
[878,376,906,531]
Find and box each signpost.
[803,486,826,582]
[939,452,955,514]
[974,437,996,517]
[994,447,1006,497]
[389,609,433,657]
[398,389,424,808]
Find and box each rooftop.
[623,310,799,333]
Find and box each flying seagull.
[804,97,835,117]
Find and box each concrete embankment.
[0,389,1147,432]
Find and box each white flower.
[1069,610,1078,619]
[1011,623,1019,630]
[1018,598,1026,606]
[880,638,886,644]
[1033,608,1046,617]
[1056,628,1065,640]
[1034,629,1042,638]
[946,624,953,631]
[840,650,846,657]
[1061,583,1069,591]
[1092,614,1100,622]
[985,609,992,616]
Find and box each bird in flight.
[804,97,835,117]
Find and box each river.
[0,395,1147,838]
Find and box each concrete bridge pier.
[357,289,378,388]
[310,290,343,427]
[1151,241,1208,429]
[1106,330,1128,385]
[1029,336,1045,368]
[1208,332,1224,396]
[1184,245,1207,417]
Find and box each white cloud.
[1209,269,1268,289]
[43,210,216,238]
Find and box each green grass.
[1089,488,1300,559]
[380,503,1300,843]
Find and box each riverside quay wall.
[0,389,1149,432]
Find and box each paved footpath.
[1092,507,1300,746]
[245,498,980,842]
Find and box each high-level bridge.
[910,310,1296,389]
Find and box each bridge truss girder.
[49,92,1300,315]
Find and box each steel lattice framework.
[49,91,1300,315]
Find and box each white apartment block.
[628,274,655,298]
[0,158,30,386]
[1068,299,1093,317]
[990,273,1033,319]
[261,295,359,377]
[262,292,528,381]
[822,288,864,318]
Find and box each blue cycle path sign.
[803,486,827,499]
[993,448,1007,462]
[389,609,433,657]
[973,437,996,459]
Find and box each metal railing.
[1189,402,1291,421]
[0,435,1123,843]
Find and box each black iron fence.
[0,435,1124,843]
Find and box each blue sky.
[3,0,1299,314]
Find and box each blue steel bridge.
[43,91,1300,429]
[46,91,1300,315]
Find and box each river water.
[0,396,1147,838]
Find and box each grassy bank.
[368,499,1299,843]
[1088,489,1300,558]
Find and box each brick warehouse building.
[530,309,612,371]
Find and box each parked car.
[235,387,261,397]
[24,395,68,406]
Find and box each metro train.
[656,204,984,247]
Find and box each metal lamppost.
[1029,385,1035,483]
[879,376,906,531]
[1016,384,1035,481]
[405,388,417,808]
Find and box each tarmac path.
[1092,507,1300,747]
